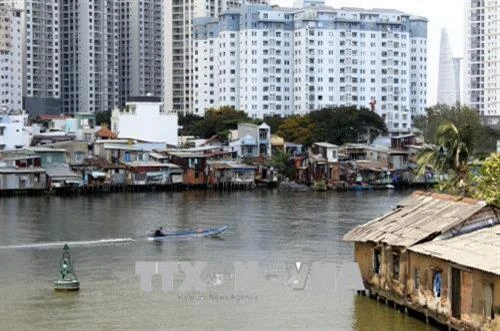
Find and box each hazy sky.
[270,0,465,106]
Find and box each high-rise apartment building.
[0,4,22,111]
[121,0,163,102]
[60,0,120,114]
[464,0,500,126]
[193,4,427,135]
[21,0,61,115]
[437,28,460,105]
[163,0,268,114]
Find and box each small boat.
[148,225,228,241]
[351,182,373,191]
[54,244,80,291]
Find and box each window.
[433,271,442,298]
[392,251,400,280]
[483,283,494,319]
[414,268,419,290]
[373,248,381,275]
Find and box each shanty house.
[343,191,500,330]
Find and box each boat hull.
[148,225,228,241]
[54,279,80,291]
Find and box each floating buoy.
[54,244,80,291]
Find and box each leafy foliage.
[414,104,500,155]
[179,107,254,140]
[417,123,474,195]
[474,153,500,206]
[276,116,317,146]
[179,106,388,147]
[308,107,387,145]
[270,149,296,180]
[95,111,111,127]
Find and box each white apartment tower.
[164,0,269,114]
[0,4,22,111]
[437,28,460,105]
[464,0,500,126]
[60,0,120,114]
[193,4,428,135]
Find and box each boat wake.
[0,238,134,250]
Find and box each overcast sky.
[270,0,465,106]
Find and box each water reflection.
[353,295,436,331]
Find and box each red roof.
[96,127,117,139]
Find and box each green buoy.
[54,244,80,291]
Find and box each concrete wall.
[111,102,178,146]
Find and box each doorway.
[451,268,461,319]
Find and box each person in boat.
[154,226,167,237]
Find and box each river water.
[0,190,436,331]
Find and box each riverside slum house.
[228,122,276,186]
[95,142,183,187]
[0,154,46,194]
[304,142,339,189]
[0,147,83,191]
[338,143,409,187]
[206,160,256,189]
[343,191,500,330]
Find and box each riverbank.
[0,180,435,197]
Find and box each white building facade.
[0,4,22,112]
[0,110,29,150]
[163,0,269,114]
[193,4,428,135]
[111,96,179,146]
[464,0,500,126]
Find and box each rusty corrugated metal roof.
[410,224,500,275]
[342,191,488,247]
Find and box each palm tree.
[417,122,473,194]
[270,149,295,180]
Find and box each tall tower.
[437,28,459,105]
[120,0,164,104]
[164,0,248,114]
[464,0,500,126]
[0,4,22,111]
[16,0,61,116]
[60,0,120,114]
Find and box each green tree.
[95,111,111,127]
[277,116,316,146]
[270,149,295,180]
[414,104,500,155]
[417,122,474,195]
[262,115,285,134]
[474,153,500,206]
[308,107,387,145]
[180,106,251,139]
